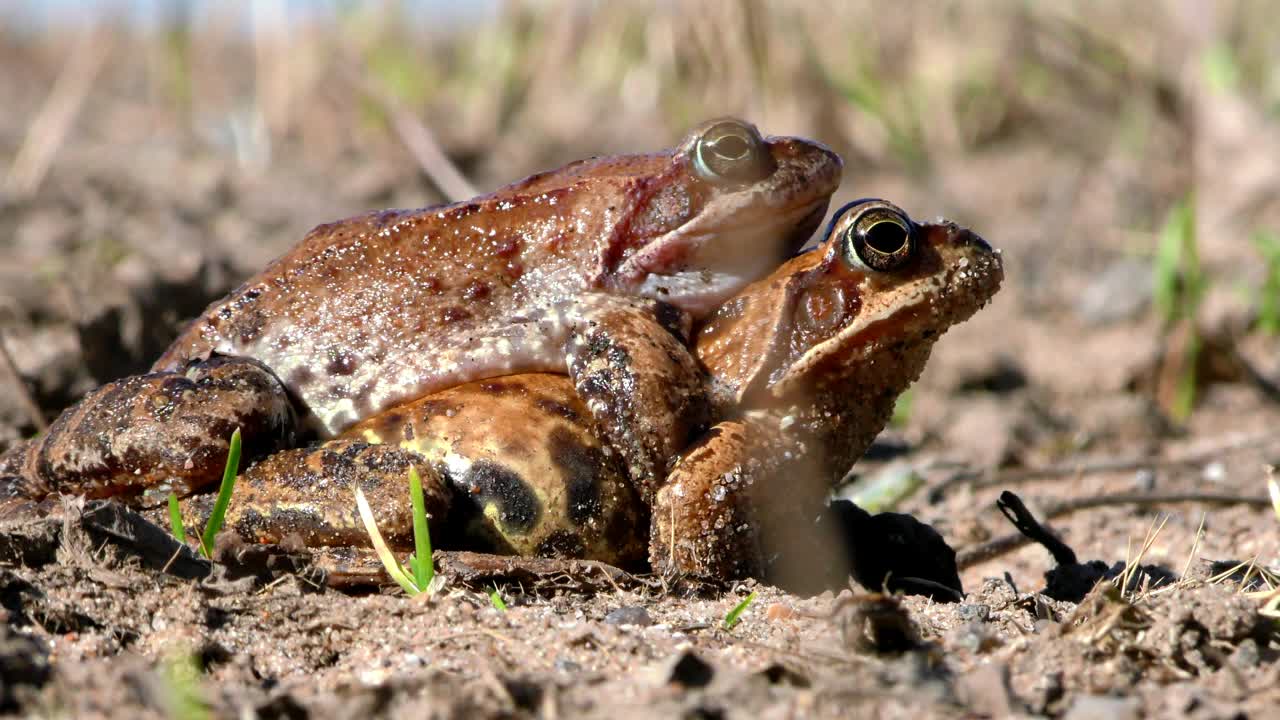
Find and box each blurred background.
[2,0,1280,480]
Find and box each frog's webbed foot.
[565,296,711,500]
[16,356,296,502]
[184,439,452,548]
[650,417,849,593]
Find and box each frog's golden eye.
[841,206,916,272]
[692,120,776,184]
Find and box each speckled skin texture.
[191,440,451,548]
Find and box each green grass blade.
[890,388,914,428]
[489,585,507,612]
[1252,230,1280,335]
[1172,329,1201,423]
[167,492,186,544]
[161,649,210,720]
[845,464,925,513]
[723,590,758,630]
[354,485,420,596]
[1153,198,1193,325]
[408,466,434,590]
[199,427,241,558]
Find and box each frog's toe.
[190,440,451,549]
[20,357,295,501]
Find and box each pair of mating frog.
[1,119,1002,590]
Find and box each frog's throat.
[620,194,830,316]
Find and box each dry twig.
[957,490,1270,569]
[0,329,47,433]
[930,429,1278,502]
[340,66,478,203]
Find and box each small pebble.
[554,657,582,674]
[1230,638,1260,668]
[1063,694,1140,720]
[765,603,796,621]
[956,603,990,623]
[604,605,653,627]
[1202,461,1226,482]
[948,622,1000,653]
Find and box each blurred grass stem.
[0,330,47,434]
[344,66,478,202]
[5,24,110,198]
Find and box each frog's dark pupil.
[711,134,751,160]
[864,220,908,255]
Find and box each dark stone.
[604,605,653,627]
[664,651,714,689]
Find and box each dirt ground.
[1,4,1278,718]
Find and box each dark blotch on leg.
[289,366,315,389]
[457,460,541,533]
[548,427,604,526]
[651,300,692,341]
[535,398,579,421]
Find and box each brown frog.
[193,199,1002,588]
[653,198,1003,587]
[3,119,841,503]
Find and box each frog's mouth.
[621,198,830,317]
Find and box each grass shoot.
[489,585,507,612]
[1152,196,1206,422]
[1252,230,1280,335]
[160,648,209,720]
[1268,466,1279,523]
[355,465,437,596]
[408,465,435,591]
[167,491,186,544]
[198,427,242,558]
[890,388,915,428]
[723,590,758,630]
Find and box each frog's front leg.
[563,295,712,501]
[649,415,847,591]
[13,357,296,502]
[652,414,964,597]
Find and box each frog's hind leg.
[17,356,296,502]
[184,439,452,549]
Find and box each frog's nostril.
[955,228,992,253]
